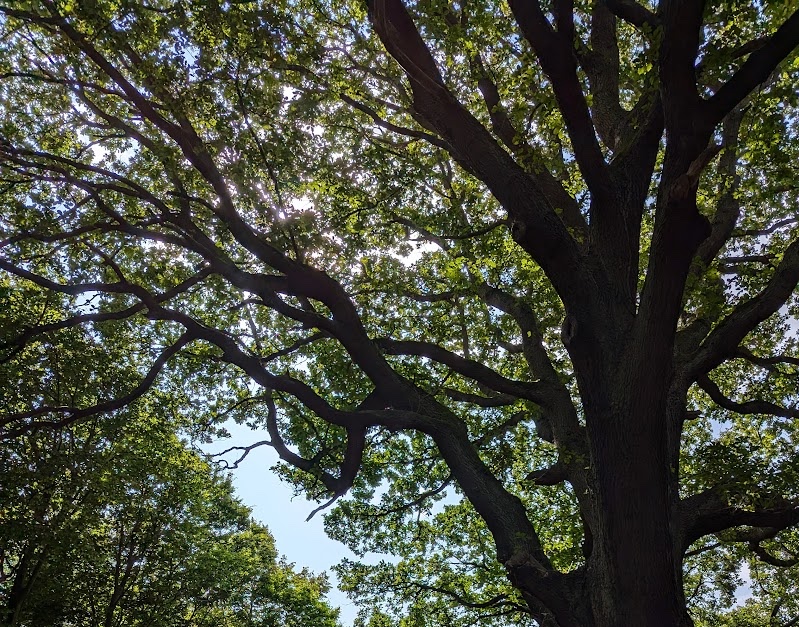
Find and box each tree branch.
[584,2,624,151]
[211,439,272,470]
[695,373,799,419]
[0,332,194,439]
[708,10,799,123]
[748,541,798,568]
[444,388,517,407]
[340,93,450,150]
[366,0,588,312]
[507,0,612,208]
[0,268,211,360]
[687,237,799,377]
[469,53,587,236]
[603,0,659,30]
[693,107,745,270]
[680,489,799,552]
[374,337,551,404]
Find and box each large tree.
[1,0,799,625]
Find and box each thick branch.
[375,337,551,404]
[694,108,745,270]
[585,3,624,150]
[264,393,366,499]
[444,388,517,407]
[708,10,799,123]
[688,237,799,376]
[367,0,587,312]
[409,583,525,613]
[340,93,449,150]
[748,541,799,568]
[604,0,659,30]
[469,54,587,236]
[142,301,561,585]
[696,373,799,419]
[680,489,799,551]
[735,347,799,371]
[507,0,612,207]
[659,0,705,121]
[474,284,560,386]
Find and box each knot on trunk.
[560,314,578,348]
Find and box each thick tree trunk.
[585,412,690,627]
[561,305,691,627]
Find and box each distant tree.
[0,369,339,627]
[1,1,798,626]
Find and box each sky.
[208,423,361,625]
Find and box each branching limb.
[409,582,528,614]
[583,2,624,151]
[708,10,799,123]
[471,282,585,452]
[687,238,799,377]
[340,93,450,150]
[659,0,705,120]
[374,337,551,404]
[526,462,568,487]
[694,107,745,270]
[0,267,211,361]
[444,388,517,407]
[211,440,272,470]
[390,215,508,246]
[468,53,587,236]
[748,541,798,568]
[695,373,799,419]
[472,411,529,446]
[687,527,799,567]
[603,0,659,30]
[367,0,587,312]
[736,218,799,237]
[261,332,327,363]
[474,283,562,386]
[680,488,799,552]
[263,393,366,507]
[0,332,194,439]
[635,0,716,351]
[0,258,147,299]
[507,0,612,208]
[399,289,458,304]
[139,298,557,574]
[735,347,799,371]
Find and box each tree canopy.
[0,357,340,627]
[1,0,799,625]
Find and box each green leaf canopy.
[1,0,798,625]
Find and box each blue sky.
[209,424,360,625]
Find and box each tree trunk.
[2,545,44,627]
[562,305,692,627]
[585,410,690,627]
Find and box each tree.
[0,278,339,626]
[0,405,340,627]
[1,0,798,625]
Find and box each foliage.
[1,0,799,625]
[0,379,339,626]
